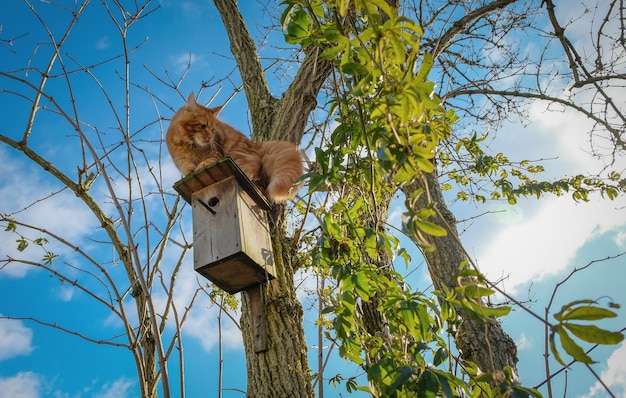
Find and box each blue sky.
[1,1,625,397]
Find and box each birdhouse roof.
[173,157,271,210]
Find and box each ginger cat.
[166,93,304,202]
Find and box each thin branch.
[427,0,521,60]
[1,315,130,348]
[446,87,624,144]
[212,0,275,135]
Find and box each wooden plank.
[191,177,275,293]
[173,157,270,210]
[192,177,240,264]
[195,253,272,294]
[248,284,268,353]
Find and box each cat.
[166,93,304,202]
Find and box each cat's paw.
[196,157,220,170]
[181,163,196,176]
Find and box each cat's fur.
[166,93,304,202]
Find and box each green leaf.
[459,298,511,320]
[416,155,435,173]
[463,284,495,299]
[42,252,58,265]
[549,328,567,367]
[564,323,624,345]
[560,305,618,321]
[284,8,312,43]
[604,186,618,200]
[433,347,448,366]
[389,366,415,393]
[366,0,395,19]
[415,52,433,82]
[364,229,378,259]
[557,326,595,364]
[351,272,374,299]
[399,303,417,331]
[511,385,543,398]
[416,207,436,219]
[417,370,439,398]
[321,44,344,60]
[340,61,369,76]
[16,238,28,252]
[5,221,16,232]
[279,1,296,30]
[322,214,341,237]
[414,219,447,237]
[477,304,511,318]
[550,329,567,367]
[435,374,455,398]
[473,373,494,383]
[34,237,48,246]
[554,299,596,322]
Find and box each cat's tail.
[259,141,304,202]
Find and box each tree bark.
[404,170,519,373]
[239,218,314,397]
[213,0,277,136]
[213,0,519,390]
[212,2,333,396]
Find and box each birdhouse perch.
[173,157,276,294]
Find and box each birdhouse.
[173,157,276,294]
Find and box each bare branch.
[1,315,130,348]
[426,0,521,60]
[213,0,276,135]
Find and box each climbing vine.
[283,0,623,396]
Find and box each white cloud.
[516,332,533,351]
[92,377,135,398]
[96,36,111,50]
[0,372,42,398]
[170,52,207,74]
[55,285,75,302]
[0,144,241,354]
[614,231,626,248]
[580,343,626,398]
[476,194,626,293]
[0,148,99,279]
[465,79,626,293]
[172,264,244,352]
[295,267,319,303]
[180,1,203,15]
[0,317,35,361]
[183,299,244,352]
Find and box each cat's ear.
[207,105,223,115]
[185,92,198,111]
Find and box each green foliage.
[2,217,58,266]
[285,0,461,391]
[283,0,621,396]
[441,267,512,322]
[550,300,624,366]
[283,0,518,395]
[5,220,17,232]
[439,133,626,205]
[206,285,239,311]
[446,131,625,204]
[465,363,542,398]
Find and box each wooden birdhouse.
[173,157,276,294]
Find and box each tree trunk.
[405,170,519,373]
[212,2,332,396]
[213,0,518,390]
[239,217,313,397]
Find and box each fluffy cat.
[166,93,304,202]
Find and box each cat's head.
[177,92,224,147]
